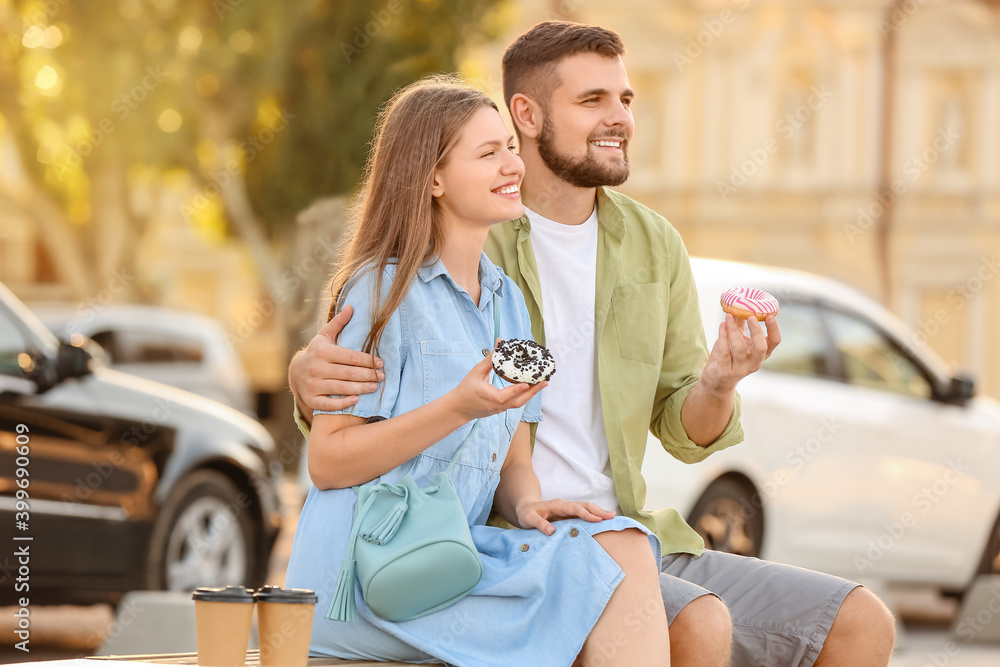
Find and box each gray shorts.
[660,550,860,667]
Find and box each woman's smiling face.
[432,106,525,227]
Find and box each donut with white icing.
[720,287,780,321]
[491,339,556,385]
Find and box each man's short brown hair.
[501,21,625,114]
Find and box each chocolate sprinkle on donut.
[492,339,556,385]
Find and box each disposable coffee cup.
[255,586,318,667]
[192,586,255,667]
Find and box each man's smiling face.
[535,52,635,188]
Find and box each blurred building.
[3,0,999,398]
[469,0,1000,396]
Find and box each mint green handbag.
[326,298,500,623]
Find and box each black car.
[0,282,281,605]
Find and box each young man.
[289,22,895,667]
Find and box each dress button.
[569,528,579,537]
[482,348,490,357]
[520,544,530,552]
[491,452,496,462]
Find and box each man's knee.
[832,587,896,650]
[670,594,733,647]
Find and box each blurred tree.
[0,0,508,302]
[0,0,509,452]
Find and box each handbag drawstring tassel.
[326,557,358,622]
[329,489,382,622]
[362,500,407,545]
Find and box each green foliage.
[246,0,509,228]
[1,0,508,234]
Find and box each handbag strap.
[327,289,503,622]
[348,287,502,488]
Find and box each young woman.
[284,77,669,666]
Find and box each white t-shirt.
[525,205,618,511]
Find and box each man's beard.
[536,116,630,188]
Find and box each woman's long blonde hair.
[325,76,498,360]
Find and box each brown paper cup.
[255,586,318,667]
[192,587,255,667]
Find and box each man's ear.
[509,93,542,141]
[431,171,445,198]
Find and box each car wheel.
[687,477,763,557]
[147,470,259,591]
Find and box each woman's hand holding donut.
[446,355,547,421]
[515,499,616,536]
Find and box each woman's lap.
[305,516,660,666]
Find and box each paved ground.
[891,630,1000,667]
[2,478,998,664]
[887,589,1000,666]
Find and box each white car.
[29,304,254,415]
[642,258,996,594]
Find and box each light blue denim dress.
[285,253,660,667]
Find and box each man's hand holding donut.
[680,313,781,447]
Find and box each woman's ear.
[510,93,542,141]
[431,171,445,198]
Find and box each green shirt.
[294,186,744,555]
[482,187,744,555]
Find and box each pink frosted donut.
[720,287,779,321]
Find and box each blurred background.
[1,0,1000,664]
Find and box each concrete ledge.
[952,575,1000,644]
[96,591,260,657]
[96,592,198,656]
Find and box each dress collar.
[416,251,505,298]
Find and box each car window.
[0,309,29,377]
[825,308,932,399]
[90,328,204,365]
[761,301,833,379]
